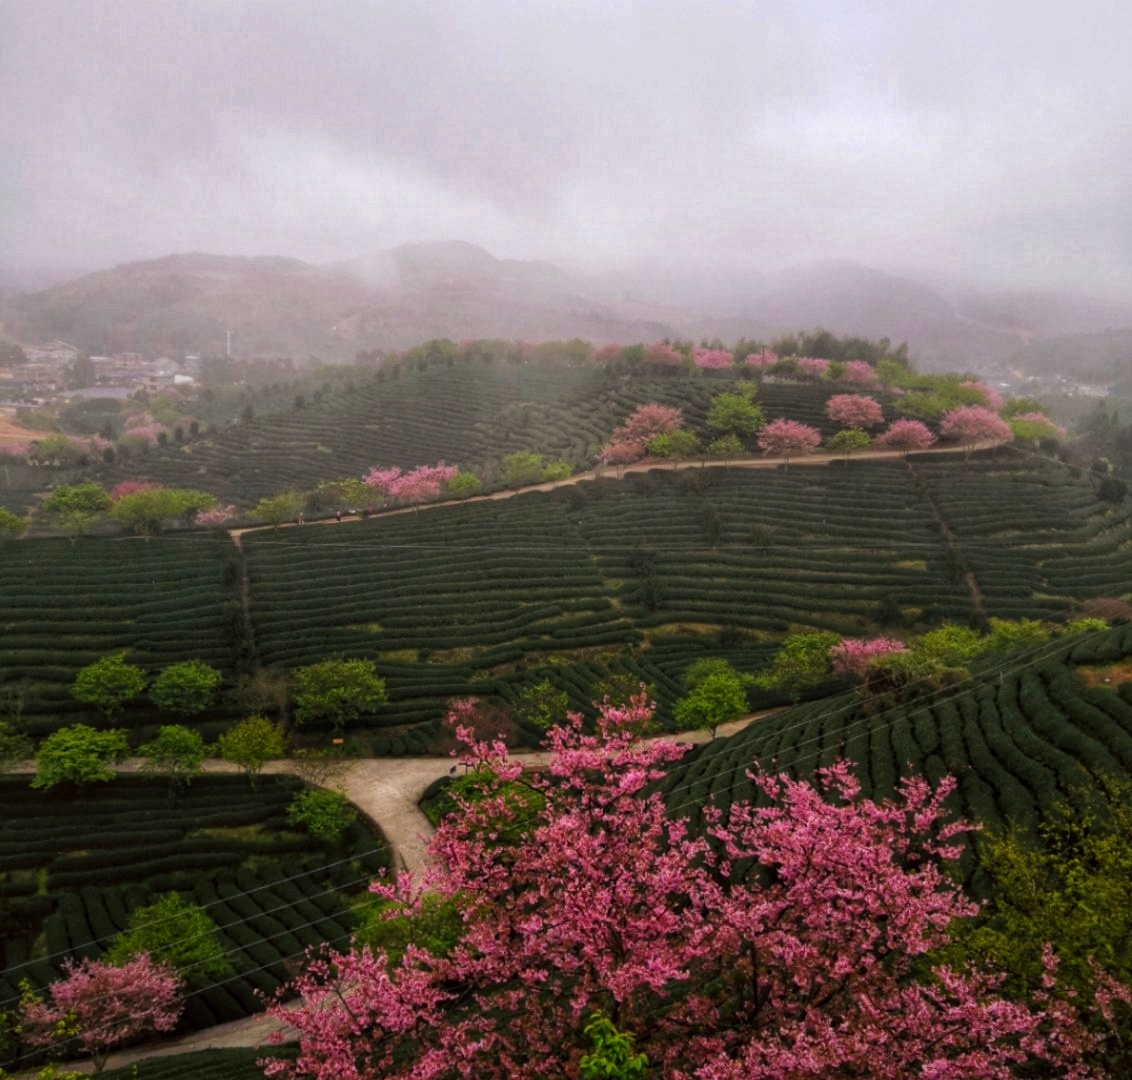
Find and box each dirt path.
[229,442,990,538]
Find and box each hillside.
[0,245,673,361]
[5,244,1132,372]
[5,451,1129,747]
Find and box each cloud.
[1,0,1130,294]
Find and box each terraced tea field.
[0,775,387,1048]
[3,450,1129,748]
[663,622,1132,889]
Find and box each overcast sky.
[2,0,1130,294]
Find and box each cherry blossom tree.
[598,404,684,465]
[267,697,1111,1079]
[825,393,884,429]
[842,359,879,385]
[940,405,1014,457]
[874,418,937,456]
[830,636,908,679]
[644,343,685,369]
[692,347,733,371]
[959,379,1005,411]
[363,462,459,509]
[796,356,831,379]
[756,418,821,466]
[742,349,777,370]
[22,954,182,1073]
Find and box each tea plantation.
[0,774,388,1049]
[3,449,1131,748]
[662,621,1132,891]
[94,364,841,505]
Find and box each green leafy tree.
[216,715,286,784]
[579,1013,650,1079]
[139,725,206,788]
[673,669,748,740]
[706,389,764,437]
[104,892,232,985]
[706,433,744,462]
[445,471,482,499]
[287,788,358,842]
[647,429,701,460]
[356,892,464,966]
[501,451,545,487]
[0,507,27,541]
[111,487,215,538]
[0,719,32,773]
[753,631,841,701]
[253,490,306,530]
[949,784,1132,1073]
[42,482,111,543]
[150,659,222,716]
[541,461,573,482]
[1063,617,1109,636]
[514,678,570,730]
[826,428,873,456]
[683,657,739,691]
[72,652,146,719]
[292,658,387,735]
[986,617,1050,652]
[31,724,129,789]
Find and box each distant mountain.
[0,244,672,360]
[4,244,1130,373]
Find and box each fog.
[3,0,1131,296]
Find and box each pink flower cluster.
[825,394,884,429]
[842,359,879,385]
[111,480,162,501]
[269,695,1110,1080]
[756,417,822,459]
[599,403,683,465]
[121,423,166,446]
[743,348,778,369]
[797,356,831,379]
[363,461,459,505]
[940,405,1014,446]
[830,637,908,678]
[1011,411,1068,438]
[692,347,734,371]
[0,441,32,463]
[195,503,236,526]
[874,418,936,454]
[645,342,685,367]
[960,380,1005,411]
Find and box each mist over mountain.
[4,243,1131,375]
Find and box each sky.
[2,0,1131,295]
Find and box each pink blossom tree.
[830,636,908,679]
[598,404,684,465]
[110,480,162,501]
[959,379,1005,411]
[22,954,182,1073]
[363,462,459,510]
[267,697,1111,1079]
[742,349,777,370]
[874,418,937,456]
[796,356,831,380]
[756,418,822,466]
[692,347,734,371]
[940,405,1014,457]
[825,393,884,429]
[644,343,685,368]
[842,359,879,386]
[195,503,236,527]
